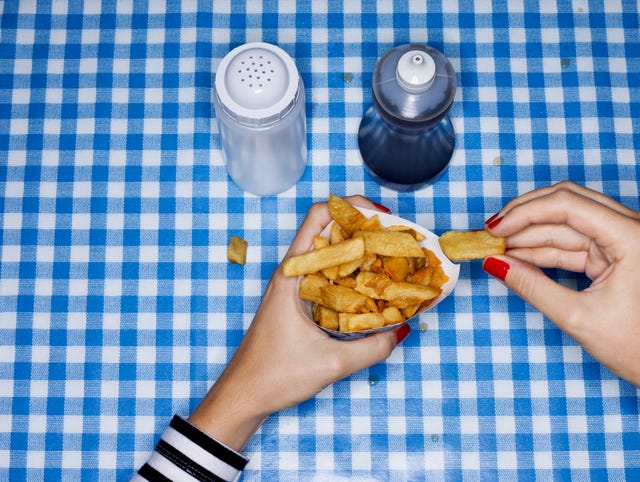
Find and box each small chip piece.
[227,235,248,265]
[438,230,506,261]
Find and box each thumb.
[482,255,584,330]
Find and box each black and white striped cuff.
[134,415,249,482]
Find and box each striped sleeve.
[133,415,249,482]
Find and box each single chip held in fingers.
[228,235,248,265]
[438,230,506,261]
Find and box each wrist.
[188,380,268,452]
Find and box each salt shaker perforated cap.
[215,42,301,126]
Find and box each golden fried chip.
[227,236,248,265]
[329,222,347,244]
[406,266,434,287]
[429,265,450,289]
[359,214,384,231]
[328,193,367,235]
[382,306,405,326]
[283,237,365,276]
[337,257,364,278]
[320,284,371,313]
[439,230,506,261]
[382,256,411,283]
[338,313,386,332]
[386,225,426,241]
[314,305,339,331]
[356,231,425,258]
[355,272,440,308]
[298,274,331,305]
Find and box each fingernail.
[485,212,500,225]
[395,324,411,344]
[487,215,503,229]
[372,202,391,214]
[483,256,510,281]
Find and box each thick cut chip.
[386,225,426,241]
[329,222,347,245]
[382,256,411,282]
[356,231,425,258]
[283,237,365,276]
[355,272,440,308]
[314,305,339,331]
[328,194,367,235]
[359,214,384,231]
[439,230,506,261]
[228,236,248,265]
[320,285,371,313]
[298,274,331,305]
[382,306,405,326]
[338,313,386,332]
[337,257,364,278]
[406,266,433,287]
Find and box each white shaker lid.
[215,42,300,126]
[396,50,436,94]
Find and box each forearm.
[187,379,268,452]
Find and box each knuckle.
[308,201,326,216]
[554,180,578,191]
[511,270,538,301]
[326,353,350,380]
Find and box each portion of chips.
[227,235,248,265]
[438,230,506,261]
[284,195,450,333]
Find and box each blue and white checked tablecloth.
[1,0,639,480]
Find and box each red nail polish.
[483,256,510,281]
[487,215,503,229]
[485,212,500,225]
[372,202,391,214]
[395,324,411,344]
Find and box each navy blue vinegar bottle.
[358,44,457,192]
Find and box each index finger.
[490,188,638,262]
[495,181,640,221]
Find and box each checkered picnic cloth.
[1,0,639,480]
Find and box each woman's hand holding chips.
[484,181,640,387]
[187,196,409,452]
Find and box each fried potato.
[382,306,405,326]
[355,272,440,309]
[382,256,411,282]
[439,230,506,261]
[228,236,248,265]
[328,194,367,235]
[339,313,386,332]
[321,284,370,313]
[298,274,331,305]
[356,230,425,258]
[386,225,426,241]
[359,214,384,231]
[283,237,365,276]
[314,305,339,331]
[314,236,339,280]
[329,222,347,244]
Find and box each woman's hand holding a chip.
[484,181,640,387]
[187,196,409,452]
